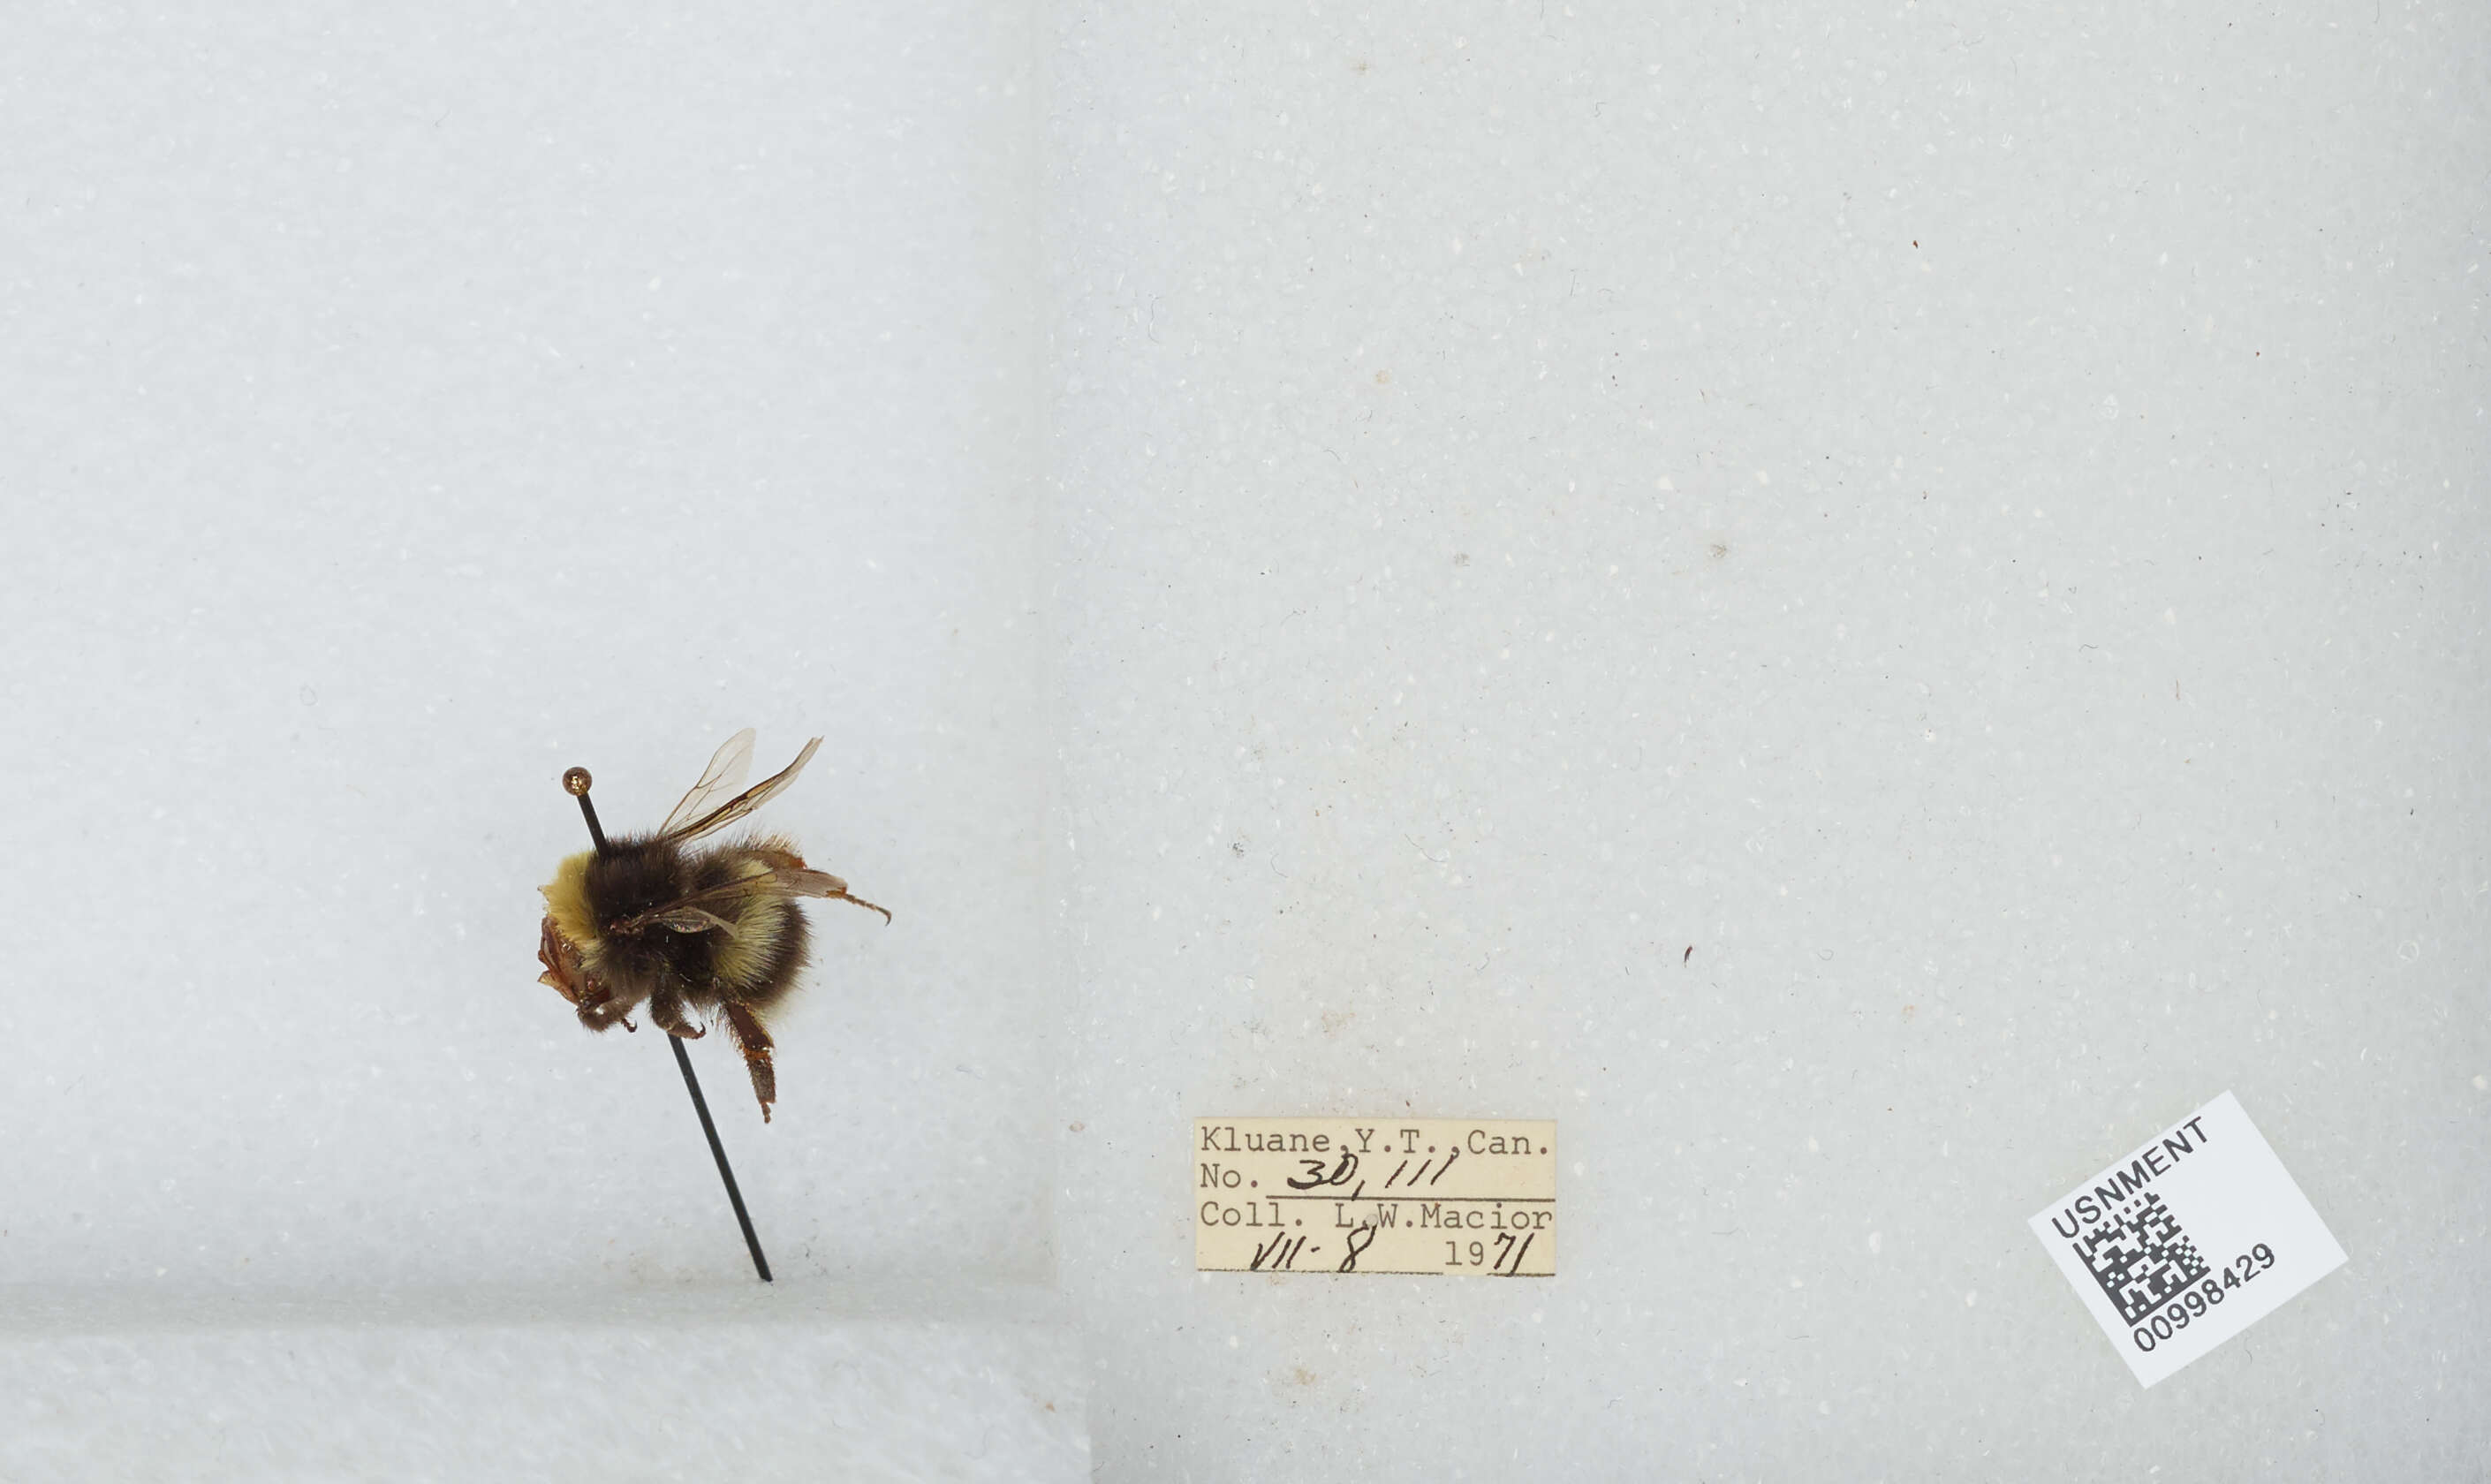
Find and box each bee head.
[537,851,629,1028]
[539,851,604,958]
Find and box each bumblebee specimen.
[536,729,888,1121]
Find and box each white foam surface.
[0,1281,1085,1483]
[8,0,2487,1478]
[4,4,1070,1476]
[2,2,1050,1291]
[1044,4,2489,1477]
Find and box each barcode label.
[2029,1092,2345,1386]
[2074,1191,2210,1325]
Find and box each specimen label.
[2028,1091,2345,1386]
[1194,1117,1556,1276]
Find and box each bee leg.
[830,888,893,925]
[747,844,806,871]
[719,1003,776,1123]
[576,994,638,1034]
[649,990,706,1040]
[749,844,890,924]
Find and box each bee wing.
[610,860,825,935]
[657,728,757,839]
[640,905,741,935]
[656,735,822,844]
[654,735,819,843]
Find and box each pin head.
[562,767,594,797]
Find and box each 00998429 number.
[2132,1243,2275,1352]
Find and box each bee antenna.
[562,767,610,852]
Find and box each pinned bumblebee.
[536,729,889,1123]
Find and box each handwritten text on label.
[1194,1117,1556,1276]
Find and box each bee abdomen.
[708,858,809,1009]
